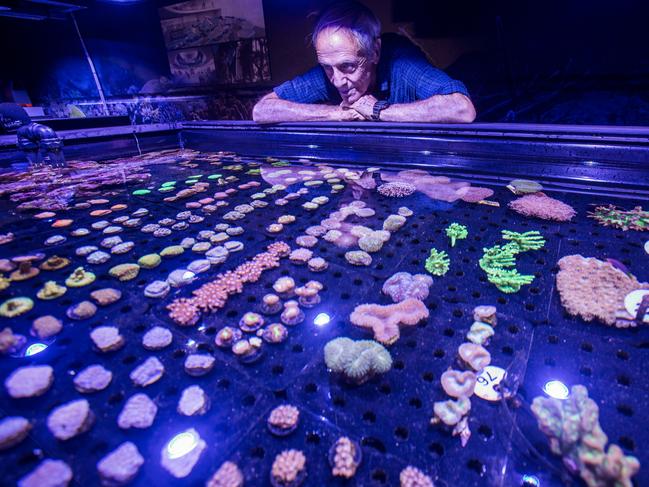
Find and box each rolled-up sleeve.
[273,66,332,104]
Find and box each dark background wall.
[1,0,648,124]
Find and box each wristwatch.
[371,100,390,121]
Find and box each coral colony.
[0,147,647,487]
[479,230,545,293]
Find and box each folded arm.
[252,92,364,123]
[349,93,476,123]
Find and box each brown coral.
[399,466,435,487]
[330,437,360,478]
[206,461,244,487]
[271,449,306,485]
[556,255,649,327]
[509,194,576,222]
[350,298,429,345]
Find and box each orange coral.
[350,298,429,345]
[556,255,649,327]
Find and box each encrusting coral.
[556,254,649,327]
[349,298,429,345]
[424,248,450,276]
[382,272,433,302]
[509,194,576,222]
[532,385,640,487]
[324,337,392,384]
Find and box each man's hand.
[344,95,378,120]
[330,105,366,122]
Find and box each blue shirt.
[274,33,469,104]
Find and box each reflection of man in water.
[254,1,475,123]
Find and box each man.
[253,1,475,123]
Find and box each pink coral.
[350,298,429,345]
[168,242,290,325]
[382,272,433,302]
[377,182,416,197]
[509,194,576,222]
[381,169,494,203]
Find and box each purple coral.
[382,272,433,303]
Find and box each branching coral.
[532,385,640,487]
[502,230,546,252]
[588,205,648,231]
[324,337,392,384]
[479,231,545,293]
[556,254,649,327]
[445,223,468,247]
[424,248,450,276]
[167,242,290,325]
[349,298,429,345]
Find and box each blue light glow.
[25,343,47,356]
[543,380,569,399]
[314,312,331,326]
[522,474,540,486]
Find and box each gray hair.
[311,1,381,56]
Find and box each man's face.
[315,27,379,104]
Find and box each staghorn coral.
[424,248,450,276]
[324,337,392,384]
[350,298,429,345]
[479,231,545,293]
[532,385,640,487]
[588,205,648,231]
[445,223,468,247]
[382,272,433,302]
[556,255,649,327]
[509,194,576,222]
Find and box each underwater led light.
[165,429,199,460]
[543,380,569,399]
[314,312,331,326]
[25,343,47,356]
[182,271,196,281]
[521,474,540,487]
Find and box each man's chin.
[341,92,361,105]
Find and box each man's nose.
[332,69,348,88]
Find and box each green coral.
[424,248,450,276]
[479,230,545,293]
[588,205,649,232]
[532,385,640,487]
[445,223,468,247]
[324,337,392,384]
[502,230,546,252]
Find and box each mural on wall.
[159,0,270,86]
